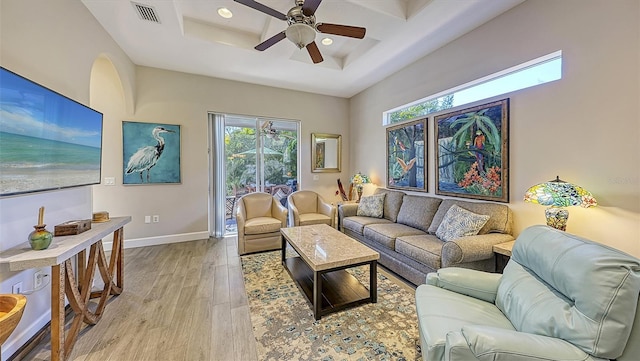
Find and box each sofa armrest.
[442,233,515,266]
[426,268,501,303]
[338,203,359,230]
[459,325,600,361]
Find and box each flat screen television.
[0,67,103,197]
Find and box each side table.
[493,240,515,273]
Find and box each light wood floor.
[20,236,258,361]
[18,237,414,361]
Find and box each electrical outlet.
[104,177,115,186]
[152,215,160,223]
[34,270,45,289]
[12,282,23,294]
[145,215,151,224]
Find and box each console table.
[0,216,131,361]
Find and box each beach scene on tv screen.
[0,68,103,196]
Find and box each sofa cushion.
[342,216,391,236]
[374,188,405,222]
[428,199,511,235]
[395,234,443,270]
[363,223,425,250]
[396,195,442,233]
[497,225,640,359]
[356,193,385,218]
[244,216,283,235]
[435,204,490,242]
[416,284,515,361]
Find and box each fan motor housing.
[287,6,315,27]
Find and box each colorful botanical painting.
[435,99,509,202]
[386,118,427,192]
[122,121,181,184]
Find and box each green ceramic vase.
[29,225,52,250]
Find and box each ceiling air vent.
[132,2,161,23]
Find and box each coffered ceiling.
[81,0,524,98]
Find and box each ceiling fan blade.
[302,0,322,16]
[317,23,366,39]
[306,41,324,64]
[234,0,287,20]
[255,31,287,51]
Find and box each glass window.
[384,51,562,125]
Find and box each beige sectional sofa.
[338,188,514,285]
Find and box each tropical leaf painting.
[386,118,427,192]
[434,99,509,202]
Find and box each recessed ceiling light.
[217,7,233,19]
[321,38,333,46]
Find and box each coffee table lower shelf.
[283,256,376,320]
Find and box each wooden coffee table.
[280,224,380,320]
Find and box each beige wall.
[93,66,350,241]
[350,0,640,256]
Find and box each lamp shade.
[524,176,597,208]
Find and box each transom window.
[384,51,562,125]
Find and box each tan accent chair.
[236,192,288,255]
[287,190,336,228]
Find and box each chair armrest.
[426,268,501,303]
[460,326,599,361]
[236,200,246,231]
[271,198,288,227]
[442,233,515,266]
[288,199,300,226]
[318,199,336,227]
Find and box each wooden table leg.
[370,261,377,303]
[51,264,66,361]
[49,226,126,361]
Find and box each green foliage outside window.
[388,95,454,124]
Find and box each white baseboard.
[2,310,51,361]
[103,231,211,251]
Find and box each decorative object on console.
[524,176,597,231]
[92,211,110,223]
[386,118,427,192]
[435,98,509,202]
[350,172,370,202]
[54,219,91,236]
[28,206,52,250]
[122,121,181,185]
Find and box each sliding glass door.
[209,113,299,237]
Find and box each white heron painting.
[122,121,181,184]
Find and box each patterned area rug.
[241,251,421,361]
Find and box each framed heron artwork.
[434,98,509,202]
[386,118,427,192]
[122,121,181,185]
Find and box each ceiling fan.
[260,121,294,140]
[234,0,366,64]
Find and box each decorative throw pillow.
[436,204,490,242]
[274,189,287,201]
[356,193,386,218]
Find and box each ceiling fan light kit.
[234,0,366,64]
[286,23,316,48]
